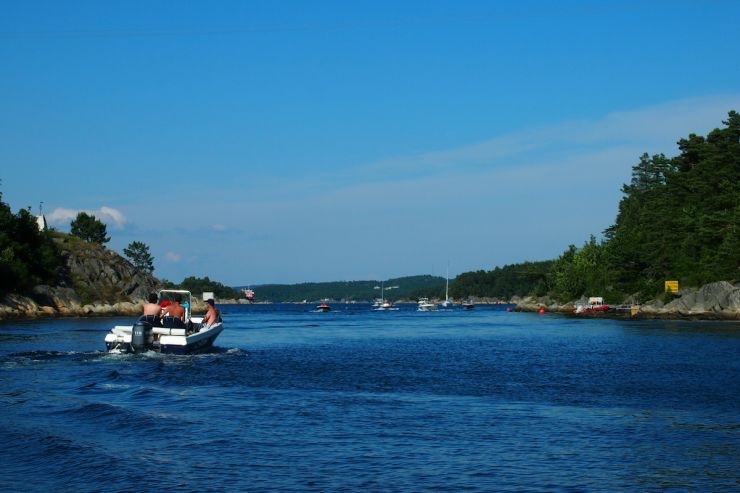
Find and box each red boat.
[574,297,609,314]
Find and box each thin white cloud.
[45,208,80,225]
[98,206,127,228]
[46,206,127,229]
[358,94,740,176]
[164,252,182,263]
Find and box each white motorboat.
[374,300,399,311]
[315,301,331,312]
[104,290,224,355]
[417,297,437,311]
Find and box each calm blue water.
[1,303,738,492]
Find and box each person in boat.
[140,293,162,325]
[202,299,221,327]
[161,294,186,327]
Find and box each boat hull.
[105,323,224,355]
[160,324,224,354]
[417,298,437,311]
[573,305,610,314]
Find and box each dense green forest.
[162,276,241,299]
[0,193,61,295]
[242,275,446,302]
[544,111,739,303]
[449,261,553,300]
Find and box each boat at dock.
[104,290,224,354]
[574,297,610,314]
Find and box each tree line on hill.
[162,276,241,300]
[0,200,157,297]
[0,193,60,295]
[449,111,739,304]
[449,261,553,300]
[242,275,446,302]
[244,113,737,303]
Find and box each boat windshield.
[158,290,192,320]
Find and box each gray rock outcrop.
[513,280,740,319]
[658,281,740,318]
[0,234,160,319]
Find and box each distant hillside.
[236,275,446,302]
[450,260,553,300]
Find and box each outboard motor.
[131,321,153,353]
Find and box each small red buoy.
[539,308,546,314]
[506,307,512,312]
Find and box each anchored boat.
[417,298,437,311]
[104,290,224,354]
[315,301,331,312]
[574,297,610,314]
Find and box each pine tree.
[123,241,155,273]
[70,212,110,244]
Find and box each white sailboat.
[373,282,399,311]
[439,265,453,309]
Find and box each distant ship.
[242,288,255,302]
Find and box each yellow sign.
[665,280,679,293]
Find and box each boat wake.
[4,346,245,366]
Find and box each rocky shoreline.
[0,234,162,321]
[513,281,740,321]
[0,290,214,320]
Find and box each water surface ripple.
[1,304,738,492]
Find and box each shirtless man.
[162,294,186,321]
[202,299,221,327]
[142,293,161,317]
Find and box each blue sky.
[2,1,739,285]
